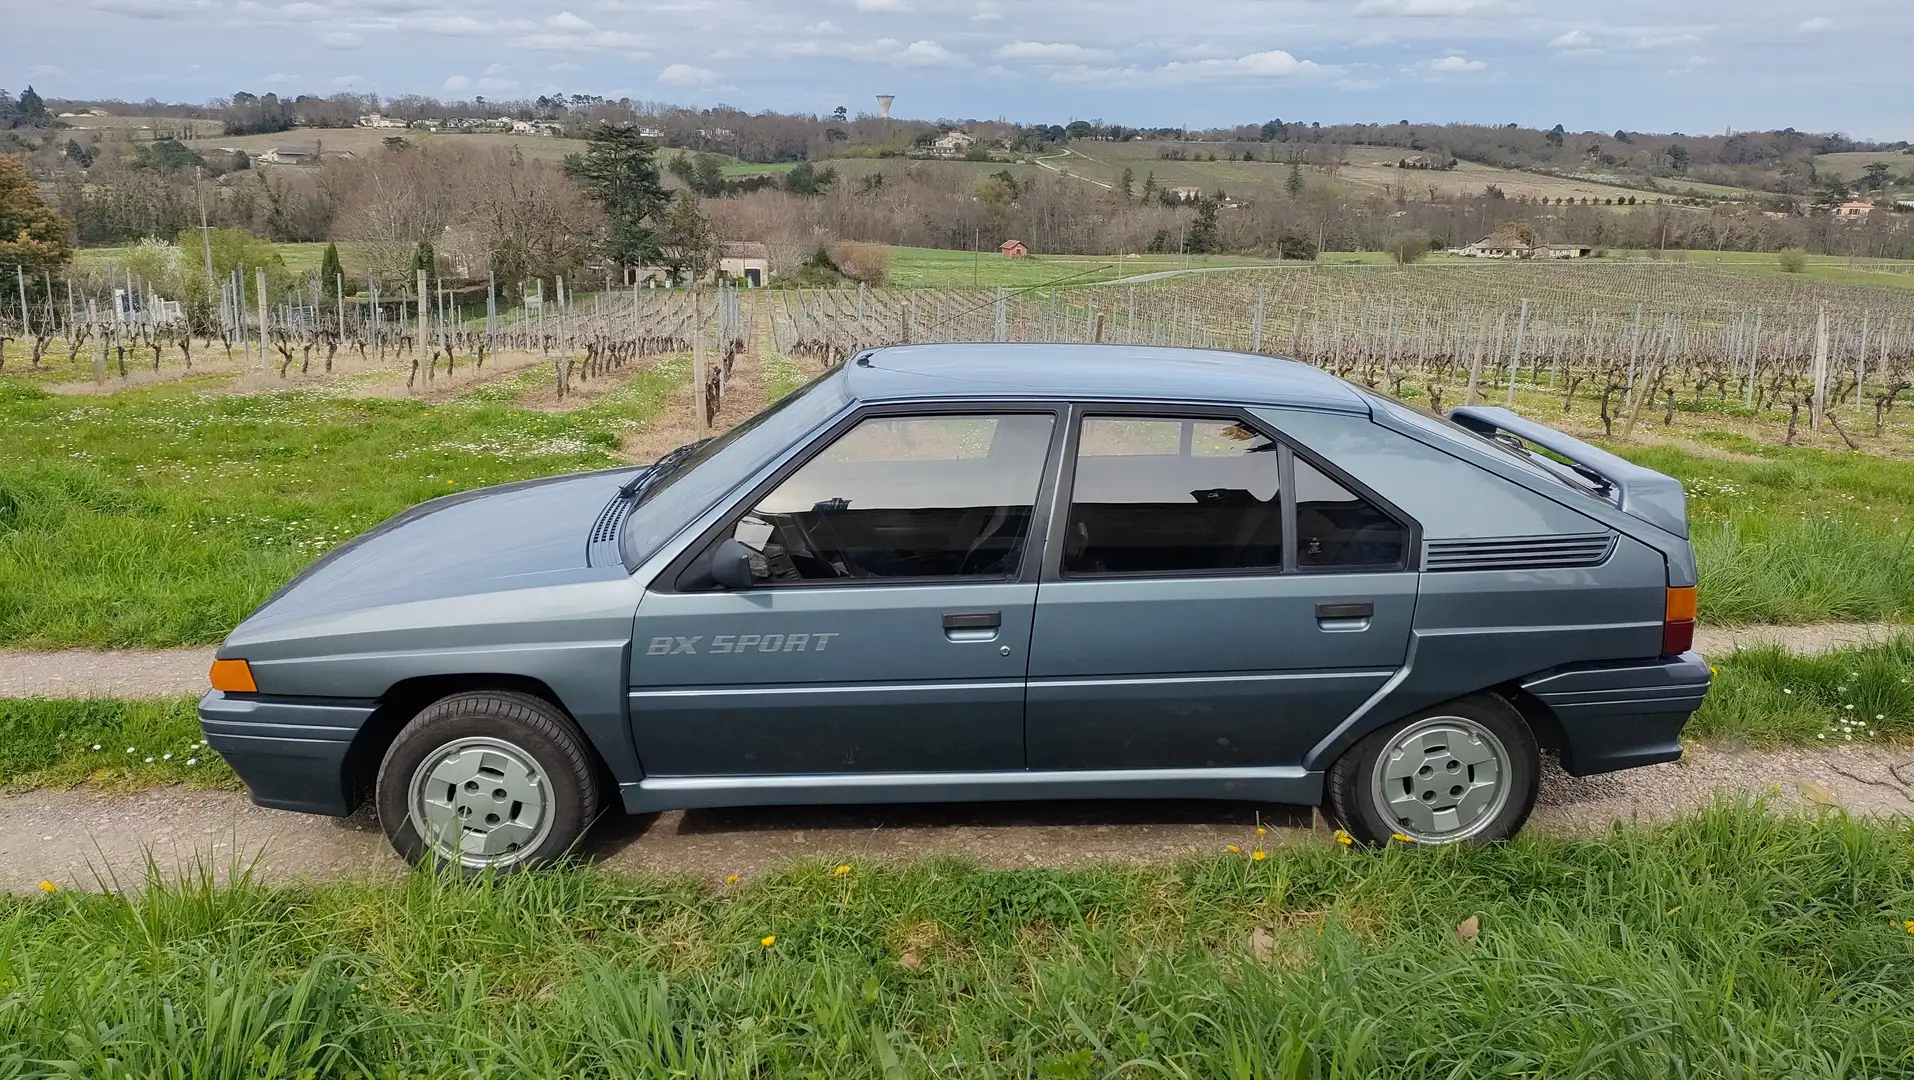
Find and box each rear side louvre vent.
[1424,534,1616,572]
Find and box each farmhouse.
[719,241,770,287]
[1832,200,1875,220]
[929,130,977,158]
[999,239,1029,258]
[256,145,319,166]
[1169,185,1205,202]
[356,113,407,129]
[1461,222,1538,258]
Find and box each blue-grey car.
[200,344,1710,869]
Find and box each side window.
[1064,417,1282,575]
[727,413,1054,584]
[1294,457,1406,570]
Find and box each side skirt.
[618,767,1323,814]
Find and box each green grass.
[0,804,1910,1075]
[1621,443,1914,624]
[721,161,799,177]
[0,696,229,790]
[75,241,334,276]
[1619,249,1914,292]
[0,371,679,647]
[884,246,1276,288]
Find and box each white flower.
[124,747,135,753]
[1783,689,1793,695]
[162,754,172,761]
[143,756,154,763]
[186,757,198,766]
[91,744,101,751]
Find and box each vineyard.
[5,261,1914,452]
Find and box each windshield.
[619,367,852,568]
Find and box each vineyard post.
[693,284,708,437]
[89,298,105,383]
[15,266,28,346]
[1505,298,1528,407]
[1251,292,1265,353]
[1624,305,1642,396]
[1810,308,1829,443]
[255,268,269,370]
[1856,314,1869,409]
[1463,317,1484,405]
[1744,310,1762,409]
[335,274,345,340]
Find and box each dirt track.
[4,745,1910,893]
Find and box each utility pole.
[195,166,216,285]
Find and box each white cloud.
[1797,17,1832,33]
[659,62,718,85]
[1421,54,1487,73]
[442,74,472,91]
[260,71,300,86]
[88,0,214,18]
[803,19,842,34]
[972,0,1001,19]
[1668,54,1706,73]
[544,10,594,32]
[477,76,520,91]
[996,41,1114,64]
[550,61,584,70]
[1548,29,1592,49]
[1355,0,1513,16]
[852,0,908,10]
[27,64,70,79]
[779,36,965,67]
[330,74,364,87]
[322,31,363,49]
[483,62,513,75]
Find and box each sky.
[4,0,1908,139]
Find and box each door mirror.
[710,538,760,590]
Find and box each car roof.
[844,344,1370,413]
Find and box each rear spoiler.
[1448,406,1688,539]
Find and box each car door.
[629,407,1062,777]
[1026,409,1418,771]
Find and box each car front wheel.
[1326,694,1538,846]
[376,690,602,871]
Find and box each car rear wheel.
[1326,694,1538,846]
[376,691,602,871]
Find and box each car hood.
[232,467,644,635]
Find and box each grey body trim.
[1449,406,1689,538]
[620,765,1320,812]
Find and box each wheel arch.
[342,674,581,812]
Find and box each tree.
[1259,118,1288,142]
[1141,171,1157,202]
[564,124,670,270]
[1613,129,1633,144]
[1185,196,1220,254]
[1388,230,1431,265]
[318,242,346,299]
[1116,167,1133,200]
[0,155,74,281]
[1545,123,1565,149]
[1861,162,1891,191]
[1284,161,1304,198]
[1664,143,1689,172]
[1777,247,1807,273]
[831,105,848,122]
[411,240,437,278]
[10,85,50,128]
[657,191,717,282]
[782,161,837,196]
[63,139,95,167]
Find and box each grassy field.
[186,128,596,166]
[0,370,676,647]
[0,803,1908,1075]
[1631,249,1914,292]
[1813,150,1914,185]
[75,240,335,276]
[885,246,1278,287]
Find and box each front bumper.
[199,691,377,816]
[1520,651,1711,776]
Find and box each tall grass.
[0,374,675,647]
[0,805,1910,1076]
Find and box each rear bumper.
[1520,651,1711,776]
[198,691,376,816]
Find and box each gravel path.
[0,622,1904,700]
[5,745,1910,893]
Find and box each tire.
[1325,694,1538,846]
[376,690,602,872]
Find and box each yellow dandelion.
[724,874,740,885]
[1903,920,1914,935]
[832,864,851,876]
[1226,844,1239,853]
[1251,850,1267,861]
[1332,829,1354,846]
[1390,833,1417,845]
[37,881,56,894]
[1256,826,1267,837]
[760,935,776,947]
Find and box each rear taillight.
[1662,586,1697,655]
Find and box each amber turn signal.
[1662,586,1698,655]
[208,658,258,693]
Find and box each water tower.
[876,94,894,142]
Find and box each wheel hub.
[1370,717,1511,843]
[408,736,553,868]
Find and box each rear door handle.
[942,611,1002,630]
[1315,602,1374,620]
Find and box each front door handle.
[942,611,1002,631]
[1315,602,1374,620]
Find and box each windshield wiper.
[618,438,713,504]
